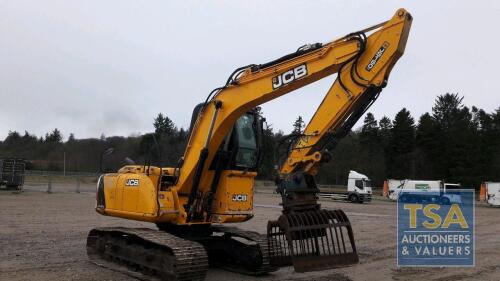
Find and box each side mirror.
[124,157,136,165]
[99,147,115,173]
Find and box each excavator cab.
[189,103,262,172]
[229,113,261,170]
[209,111,261,171]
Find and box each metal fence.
[25,170,101,177]
[0,170,102,194]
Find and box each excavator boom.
[180,9,411,223]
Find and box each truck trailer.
[388,179,462,204]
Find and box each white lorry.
[388,179,462,204]
[387,179,404,201]
[318,171,373,203]
[484,182,500,206]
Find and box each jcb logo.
[125,179,139,186]
[272,64,307,89]
[232,194,248,202]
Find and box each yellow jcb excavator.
[87,9,412,280]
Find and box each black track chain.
[87,227,208,281]
[210,226,277,275]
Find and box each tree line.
[315,93,500,187]
[0,93,498,187]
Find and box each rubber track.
[87,227,208,281]
[211,226,277,275]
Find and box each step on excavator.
[87,8,412,280]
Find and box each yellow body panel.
[209,170,255,223]
[99,165,256,224]
[101,169,157,216]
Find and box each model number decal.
[232,194,248,202]
[272,64,307,89]
[365,42,389,71]
[125,179,139,186]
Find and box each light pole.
[63,151,66,176]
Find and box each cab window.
[234,114,258,169]
[355,180,364,189]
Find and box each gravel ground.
[1,184,499,281]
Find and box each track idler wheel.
[267,209,358,272]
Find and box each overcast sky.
[1,1,499,140]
